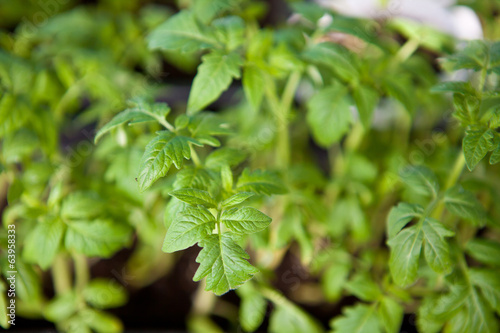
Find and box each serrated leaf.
[463,129,495,171]
[236,169,287,195]
[465,238,500,266]
[243,65,265,112]
[387,202,424,239]
[331,303,381,333]
[170,188,217,208]
[400,165,439,198]
[23,217,65,270]
[187,50,243,114]
[469,268,500,313]
[443,186,486,226]
[302,43,359,82]
[345,273,381,302]
[162,206,216,253]
[193,234,259,295]
[94,101,171,143]
[377,297,404,333]
[222,192,255,208]
[205,147,247,170]
[221,207,271,234]
[138,132,197,191]
[173,167,214,190]
[353,85,379,129]
[306,83,352,147]
[422,218,454,274]
[431,81,475,95]
[64,219,132,257]
[147,10,218,52]
[489,144,500,164]
[388,225,423,287]
[82,279,128,309]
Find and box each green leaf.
[222,192,255,208]
[345,273,381,302]
[44,291,78,322]
[306,83,352,147]
[387,202,424,239]
[469,268,500,313]
[443,186,486,226]
[82,279,128,309]
[243,65,265,112]
[61,191,104,220]
[237,283,267,332]
[205,147,247,170]
[431,81,475,95]
[65,219,132,257]
[169,188,217,208]
[236,169,287,195]
[302,43,359,82]
[23,217,65,270]
[421,218,454,274]
[192,0,241,23]
[162,206,216,253]
[212,16,245,51]
[465,238,500,266]
[400,165,440,198]
[489,144,500,164]
[187,50,243,114]
[138,132,197,191]
[193,234,259,295]
[331,303,381,333]
[270,304,323,333]
[147,10,218,52]
[387,225,423,287]
[173,166,214,190]
[0,281,9,328]
[321,263,351,302]
[221,207,272,234]
[353,85,379,129]
[80,308,123,333]
[463,129,495,171]
[94,102,171,143]
[377,297,404,333]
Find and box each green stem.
[52,254,72,295]
[73,253,89,292]
[190,144,201,167]
[431,152,466,219]
[396,38,420,63]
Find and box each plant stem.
[190,144,201,167]
[273,71,301,170]
[52,254,72,295]
[431,152,466,219]
[73,253,89,292]
[396,38,420,63]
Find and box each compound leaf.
[221,207,271,234]
[187,50,243,114]
[388,225,423,287]
[162,206,216,253]
[138,132,197,191]
[170,188,217,208]
[387,202,424,239]
[422,218,454,274]
[147,10,218,52]
[193,234,259,295]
